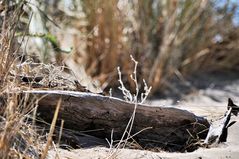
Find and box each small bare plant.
[107,55,151,158]
[117,55,152,104]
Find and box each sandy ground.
[48,73,239,159]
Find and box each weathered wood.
[204,98,238,145]
[24,90,209,151]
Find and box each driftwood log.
[24,90,209,152]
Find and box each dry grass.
[0,1,44,158]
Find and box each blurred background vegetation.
[3,0,239,96]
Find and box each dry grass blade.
[57,120,64,148]
[41,98,62,159]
